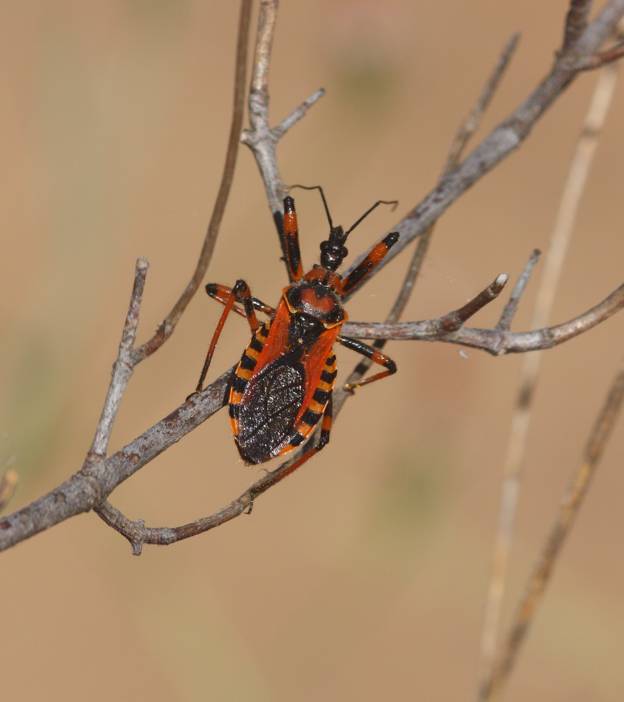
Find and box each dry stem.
[477,60,620,697]
[2,0,624,555]
[479,360,624,700]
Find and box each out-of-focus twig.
[399,34,520,310]
[446,34,520,173]
[341,1,624,300]
[496,249,542,332]
[480,360,624,701]
[477,61,620,698]
[576,37,624,69]
[343,33,520,404]
[562,0,593,51]
[132,0,252,362]
[3,2,624,554]
[90,35,521,554]
[92,271,508,552]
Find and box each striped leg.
[274,394,334,484]
[341,231,400,297]
[337,336,397,392]
[195,279,259,393]
[279,196,304,282]
[205,283,275,318]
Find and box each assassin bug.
[195,185,399,474]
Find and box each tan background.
[2,2,624,700]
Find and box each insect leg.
[337,335,397,392]
[205,283,275,317]
[195,279,259,393]
[273,395,333,485]
[275,196,304,283]
[340,231,400,297]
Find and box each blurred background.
[2,2,624,700]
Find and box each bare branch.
[438,274,509,332]
[343,280,624,352]
[398,34,520,310]
[341,1,624,301]
[477,61,620,695]
[0,372,230,552]
[576,36,624,68]
[2,2,624,554]
[496,249,541,331]
[88,258,149,460]
[132,0,252,363]
[445,33,520,173]
[272,88,326,140]
[241,0,324,270]
[479,361,624,700]
[562,0,593,51]
[76,40,520,552]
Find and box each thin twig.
[340,1,624,301]
[438,274,509,332]
[562,0,593,51]
[2,2,624,554]
[1,280,622,552]
[342,34,520,398]
[369,34,521,317]
[496,249,542,331]
[477,60,620,697]
[132,0,252,363]
[343,280,624,350]
[480,360,624,701]
[445,33,520,173]
[576,37,624,68]
[80,273,624,552]
[87,258,149,461]
[241,0,325,272]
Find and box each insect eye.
[325,308,344,325]
[285,287,301,310]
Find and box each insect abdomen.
[231,352,305,464]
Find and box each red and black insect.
[195,185,399,475]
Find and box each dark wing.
[235,352,305,464]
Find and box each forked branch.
[1,0,624,555]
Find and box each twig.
[343,280,624,348]
[479,360,624,700]
[87,258,149,461]
[496,249,542,331]
[73,272,624,553]
[445,34,520,173]
[1,281,622,551]
[241,0,325,275]
[342,34,520,404]
[576,37,624,69]
[87,1,252,529]
[132,0,252,363]
[340,1,624,301]
[0,468,18,514]
[562,0,593,51]
[385,34,520,316]
[2,2,624,554]
[438,274,509,332]
[476,60,620,697]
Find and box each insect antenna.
[287,184,398,272]
[288,184,335,230]
[345,199,398,236]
